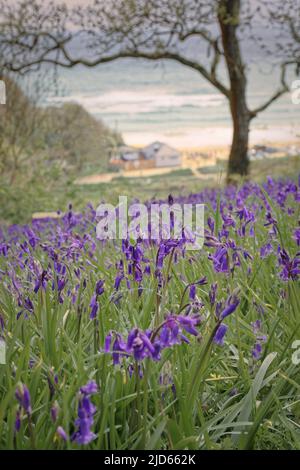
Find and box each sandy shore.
[181,140,300,169]
[75,140,299,186]
[124,124,300,149]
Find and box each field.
[0,168,300,450]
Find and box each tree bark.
[218,0,250,181]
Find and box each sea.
[43,42,300,149]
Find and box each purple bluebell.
[89,295,99,320]
[89,279,105,319]
[212,246,229,273]
[207,217,215,234]
[219,298,240,320]
[112,334,128,365]
[56,426,68,441]
[80,380,98,395]
[260,242,273,259]
[104,313,201,365]
[15,409,21,433]
[222,212,236,228]
[71,381,98,445]
[15,383,32,415]
[278,249,300,281]
[264,211,278,235]
[127,328,156,361]
[104,332,112,352]
[293,228,300,246]
[252,342,262,360]
[34,269,49,294]
[51,401,59,423]
[95,280,105,296]
[0,314,4,332]
[176,314,200,336]
[213,324,228,346]
[189,284,196,300]
[209,283,218,306]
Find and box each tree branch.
[6,38,230,98]
[249,62,290,118]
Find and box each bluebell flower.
[219,298,240,320]
[51,401,59,423]
[71,381,98,445]
[95,280,105,296]
[112,334,127,365]
[103,313,201,365]
[209,283,218,306]
[189,284,196,300]
[293,228,300,246]
[56,426,68,441]
[213,324,228,346]
[89,279,105,319]
[15,409,21,433]
[89,294,99,320]
[260,242,273,259]
[176,314,200,336]
[34,269,49,294]
[212,246,229,273]
[251,320,267,360]
[278,249,300,281]
[104,332,112,352]
[80,380,98,395]
[127,328,156,361]
[252,342,262,360]
[15,383,32,415]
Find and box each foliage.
[0,76,122,175]
[0,175,299,449]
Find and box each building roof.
[141,141,179,160]
[155,144,180,159]
[112,145,139,161]
[111,142,180,165]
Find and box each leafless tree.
[0,73,49,183]
[0,0,299,180]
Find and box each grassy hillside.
[0,76,123,223]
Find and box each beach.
[74,140,300,186]
[46,58,300,154]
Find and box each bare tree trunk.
[228,94,250,178]
[218,0,250,181]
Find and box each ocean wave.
[47,90,225,115]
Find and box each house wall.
[155,153,181,168]
[123,159,155,171]
[109,158,155,171]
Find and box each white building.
[110,141,182,170]
[141,141,181,168]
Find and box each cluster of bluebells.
[0,178,299,309]
[71,380,98,445]
[55,380,99,446]
[104,313,202,364]
[251,320,267,360]
[0,175,299,447]
[103,295,240,366]
[0,177,298,357]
